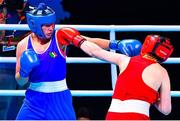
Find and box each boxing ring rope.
[1,57,180,64]
[0,90,180,97]
[0,24,180,97]
[1,24,180,31]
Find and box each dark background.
[0,0,180,120]
[61,0,180,120]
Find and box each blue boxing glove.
[109,39,142,57]
[19,49,40,78]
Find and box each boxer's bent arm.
[154,69,171,115]
[15,39,28,86]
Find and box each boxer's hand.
[57,27,86,47]
[19,49,40,78]
[109,39,142,56]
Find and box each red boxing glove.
[56,27,86,47]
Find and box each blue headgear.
[26,3,56,39]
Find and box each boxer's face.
[42,23,55,39]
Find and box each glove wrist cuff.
[19,69,29,78]
[73,35,87,47]
[109,40,119,50]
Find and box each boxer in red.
[77,34,174,120]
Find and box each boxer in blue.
[15,3,142,120]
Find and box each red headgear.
[141,35,174,63]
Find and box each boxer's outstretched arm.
[80,40,129,68]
